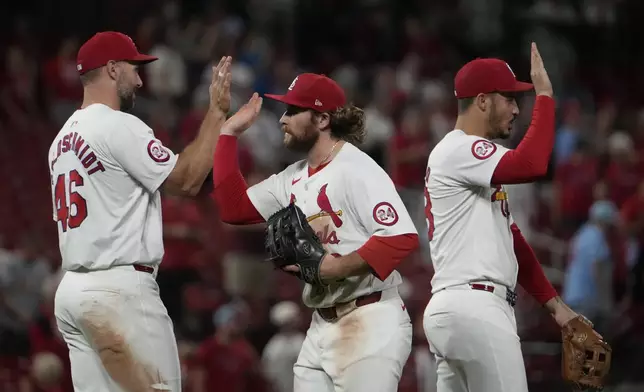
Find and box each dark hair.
[327,104,366,145]
[79,68,101,86]
[457,97,475,114]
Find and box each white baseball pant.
[55,266,181,392]
[423,283,528,392]
[293,287,413,392]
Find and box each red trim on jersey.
[511,223,558,304]
[491,95,555,184]
[211,135,264,224]
[356,233,419,280]
[308,161,331,177]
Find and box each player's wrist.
[220,127,238,137]
[545,297,578,327]
[319,253,340,281]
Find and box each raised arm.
[162,56,232,196]
[210,93,270,225]
[491,44,555,185]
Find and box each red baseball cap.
[454,58,533,99]
[76,31,158,75]
[265,73,346,112]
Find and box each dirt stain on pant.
[334,310,364,377]
[80,299,170,391]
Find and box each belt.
[133,264,155,275]
[469,282,517,307]
[316,291,382,322]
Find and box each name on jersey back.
[50,130,106,176]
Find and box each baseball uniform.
[247,142,415,392]
[422,129,527,392]
[49,103,181,392]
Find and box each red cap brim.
[129,54,158,64]
[505,81,533,93]
[264,94,295,105]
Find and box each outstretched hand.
[529,43,553,98]
[221,93,263,137]
[209,56,233,114]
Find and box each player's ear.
[315,112,331,130]
[475,93,489,112]
[105,60,119,81]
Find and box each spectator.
[28,352,65,392]
[0,236,51,357]
[41,36,83,126]
[362,67,397,166]
[261,301,305,392]
[158,194,206,322]
[147,27,188,101]
[388,104,431,256]
[552,140,599,236]
[622,180,644,304]
[562,200,619,333]
[604,131,644,208]
[554,99,583,166]
[189,301,269,392]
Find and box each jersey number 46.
[53,169,88,232]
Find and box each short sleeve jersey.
[425,130,519,292]
[247,143,417,308]
[48,104,178,271]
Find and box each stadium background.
[1,0,644,391]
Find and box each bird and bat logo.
[290,183,343,245]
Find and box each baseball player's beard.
[488,109,513,140]
[117,85,136,112]
[284,123,319,152]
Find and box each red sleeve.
[356,234,419,280]
[491,96,556,184]
[511,223,558,304]
[211,135,265,225]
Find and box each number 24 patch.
[372,202,398,226]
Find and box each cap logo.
[315,99,322,107]
[288,76,298,91]
[77,64,83,71]
[505,62,516,77]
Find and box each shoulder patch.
[471,140,497,160]
[147,140,170,163]
[372,202,399,226]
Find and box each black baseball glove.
[265,203,327,286]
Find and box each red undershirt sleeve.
[356,234,419,281]
[211,135,264,225]
[491,95,556,185]
[511,223,558,304]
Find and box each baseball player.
[210,73,419,391]
[422,43,595,392]
[49,31,232,392]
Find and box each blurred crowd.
[1,0,644,391]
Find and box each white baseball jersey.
[247,143,417,308]
[425,129,518,292]
[48,103,178,272]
